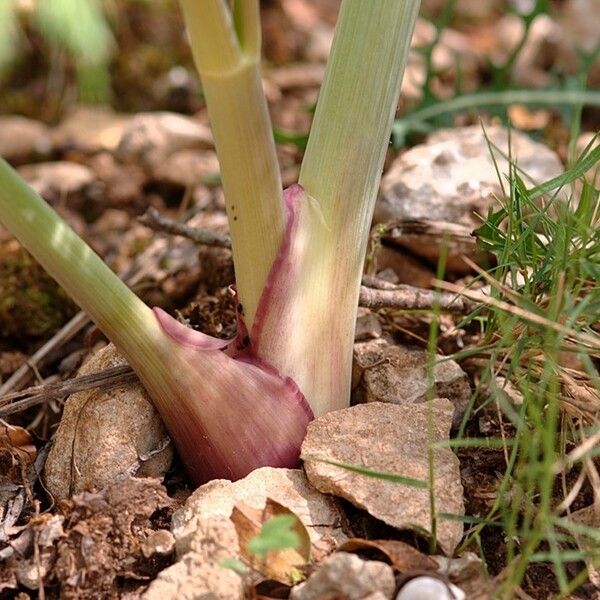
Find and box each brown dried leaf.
[339,538,438,573]
[231,498,310,585]
[0,421,36,487]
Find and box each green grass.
[392,0,600,147]
[446,137,600,597]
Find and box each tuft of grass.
[448,139,600,596]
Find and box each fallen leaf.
[339,538,438,573]
[232,498,310,585]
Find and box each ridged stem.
[257,0,421,416]
[0,158,161,361]
[179,0,284,328]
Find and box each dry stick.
[0,211,220,395]
[359,282,471,313]
[0,365,136,417]
[138,206,232,248]
[138,209,475,313]
[0,312,90,396]
[436,279,600,352]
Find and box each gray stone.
[18,161,96,200]
[152,149,220,188]
[52,106,129,154]
[144,515,243,600]
[353,338,471,428]
[172,467,346,560]
[302,401,465,555]
[0,116,51,162]
[355,308,383,342]
[375,125,563,271]
[44,344,172,499]
[289,552,395,600]
[117,112,213,169]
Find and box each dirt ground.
[0,0,599,598]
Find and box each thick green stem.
[257,0,421,416]
[179,0,283,328]
[0,158,161,359]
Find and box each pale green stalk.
[0,158,167,378]
[178,0,283,328]
[256,0,421,415]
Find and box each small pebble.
[396,576,465,600]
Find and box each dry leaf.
[339,538,438,573]
[231,498,310,585]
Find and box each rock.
[289,552,395,600]
[172,467,346,559]
[0,116,51,163]
[374,245,435,288]
[152,149,220,188]
[577,133,600,181]
[352,338,471,428]
[117,112,213,170]
[141,529,176,559]
[87,153,145,207]
[396,577,465,600]
[52,106,129,154]
[560,0,600,54]
[301,401,465,555]
[355,308,383,341]
[154,468,346,598]
[375,125,563,272]
[18,161,97,204]
[144,516,243,600]
[44,344,172,499]
[494,14,562,87]
[433,552,491,598]
[144,554,244,600]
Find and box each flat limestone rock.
[143,556,243,600]
[44,345,172,499]
[52,106,129,154]
[289,552,395,600]
[152,149,220,188]
[352,338,470,428]
[144,515,243,600]
[301,401,464,556]
[375,125,563,271]
[172,467,347,559]
[117,112,213,169]
[18,161,96,200]
[0,116,51,162]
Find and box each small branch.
[138,207,231,248]
[0,365,137,417]
[359,276,472,313]
[0,312,90,396]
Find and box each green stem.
[0,158,160,358]
[179,0,283,329]
[255,0,421,416]
[300,0,420,229]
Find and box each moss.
[0,241,77,341]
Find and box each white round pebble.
[395,577,465,600]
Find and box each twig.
[0,365,137,417]
[0,312,90,396]
[436,279,600,352]
[359,277,471,313]
[139,206,231,248]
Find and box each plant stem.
[257,0,421,416]
[179,0,283,329]
[0,158,161,359]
